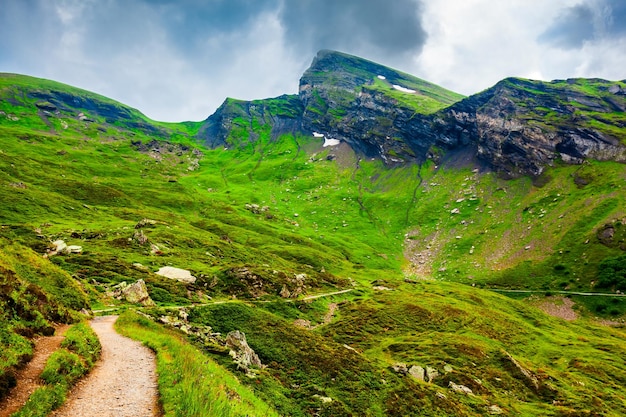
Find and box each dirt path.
[0,325,70,417]
[302,289,353,300]
[50,316,160,417]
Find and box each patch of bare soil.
[534,296,578,321]
[293,303,339,330]
[0,325,70,417]
[50,316,160,417]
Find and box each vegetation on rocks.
[0,49,625,416]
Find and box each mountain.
[431,77,626,177]
[201,51,626,177]
[1,51,626,416]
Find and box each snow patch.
[323,138,341,147]
[392,84,416,94]
[313,131,340,147]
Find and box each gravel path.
[50,316,160,417]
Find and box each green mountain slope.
[0,49,625,416]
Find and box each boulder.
[449,381,473,395]
[35,101,57,112]
[121,279,155,306]
[66,245,83,254]
[408,365,425,381]
[225,330,263,373]
[155,266,196,283]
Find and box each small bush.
[40,349,86,387]
[61,322,101,367]
[597,254,626,290]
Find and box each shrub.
[597,254,626,290]
[40,349,86,387]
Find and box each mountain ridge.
[198,50,626,177]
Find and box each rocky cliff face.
[430,77,626,176]
[197,50,626,176]
[298,50,463,164]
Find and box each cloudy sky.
[1,0,625,122]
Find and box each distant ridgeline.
[199,50,626,177]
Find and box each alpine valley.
[1,50,626,416]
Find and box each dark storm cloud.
[143,0,279,53]
[280,0,427,65]
[539,0,626,49]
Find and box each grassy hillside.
[1,72,625,415]
[0,240,88,400]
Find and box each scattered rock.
[451,208,460,214]
[392,363,409,375]
[488,404,504,415]
[426,366,440,382]
[408,365,425,381]
[8,182,27,189]
[135,218,157,229]
[449,381,473,395]
[155,266,196,283]
[133,230,149,245]
[133,262,148,271]
[245,204,270,214]
[313,395,333,404]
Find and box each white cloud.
[415,1,568,94]
[1,0,624,122]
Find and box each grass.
[115,310,279,417]
[176,282,626,416]
[0,68,625,417]
[11,321,100,417]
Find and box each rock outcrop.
[430,77,626,176]
[197,95,304,148]
[225,330,264,375]
[197,50,626,178]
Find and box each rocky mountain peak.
[197,50,625,177]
